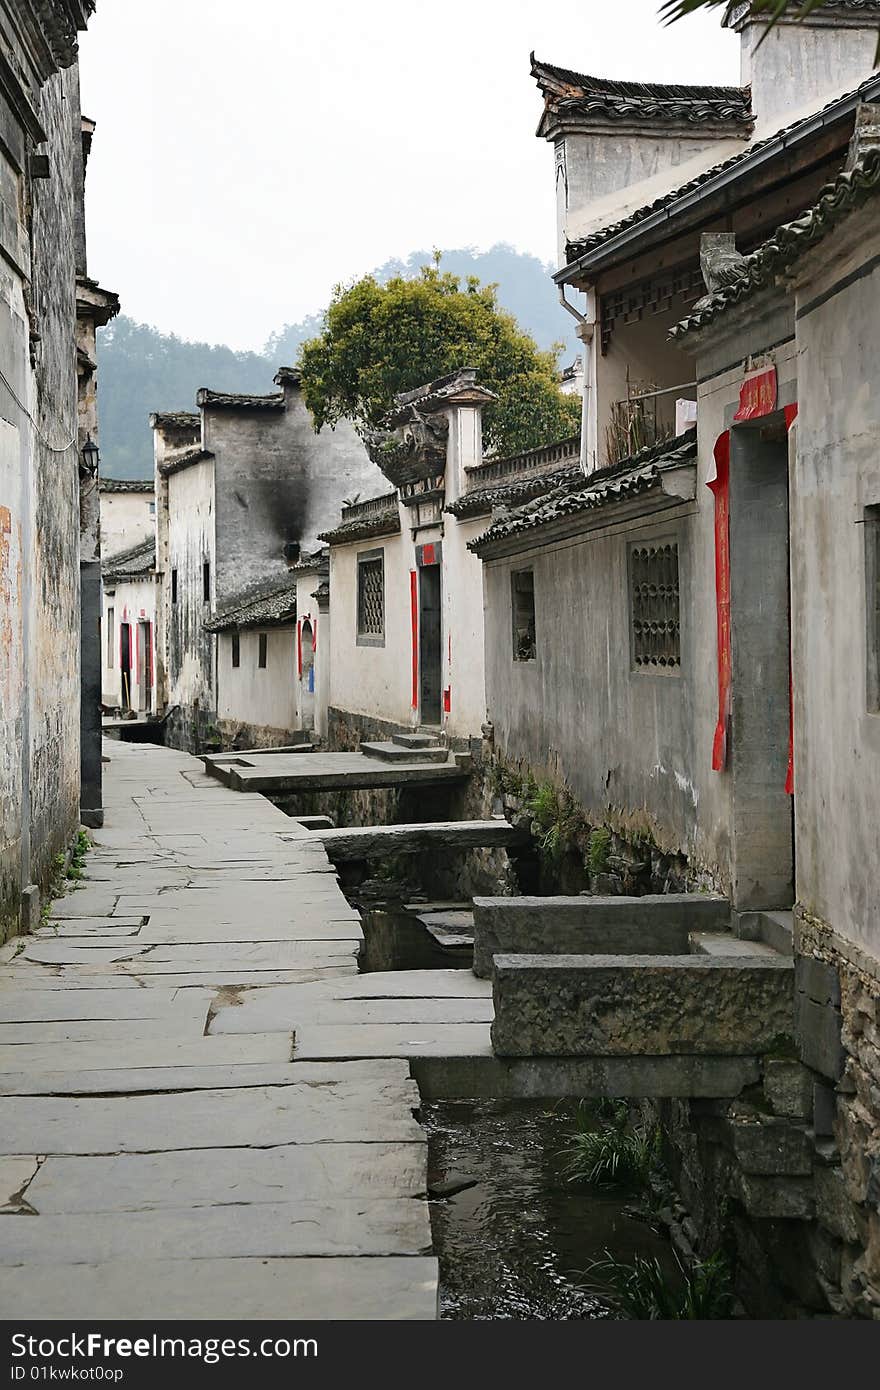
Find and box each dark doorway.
[419,563,442,727]
[729,418,794,911]
[137,620,153,712]
[120,623,132,711]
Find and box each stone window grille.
[511,569,536,662]
[630,542,681,670]
[867,505,880,711]
[258,633,268,669]
[231,634,240,668]
[357,551,385,645]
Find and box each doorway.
[728,418,794,911]
[301,619,315,732]
[120,623,132,711]
[419,563,442,727]
[137,620,153,713]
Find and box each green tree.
[660,0,879,62]
[298,263,580,457]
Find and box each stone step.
[360,741,447,764]
[315,820,527,863]
[689,933,783,960]
[391,733,438,750]
[472,894,730,979]
[491,953,794,1058]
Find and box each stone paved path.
[0,741,449,1320]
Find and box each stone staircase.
[360,731,448,764]
[475,894,796,1064]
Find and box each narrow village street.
[0,741,485,1319]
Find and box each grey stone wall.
[0,11,89,938]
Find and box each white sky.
[79,0,739,352]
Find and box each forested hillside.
[98,245,574,479]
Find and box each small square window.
[149,501,156,516]
[258,633,268,669]
[203,561,211,603]
[511,570,536,662]
[630,541,681,670]
[171,569,178,604]
[231,633,240,668]
[357,550,385,646]
[866,505,880,712]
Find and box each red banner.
[708,431,731,772]
[733,366,777,422]
[296,620,302,678]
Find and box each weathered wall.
[329,529,415,733]
[559,130,740,268]
[99,488,154,559]
[738,17,878,134]
[216,626,296,738]
[207,384,379,611]
[481,494,731,883]
[100,576,158,712]
[164,459,215,741]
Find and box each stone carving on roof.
[671,146,880,338]
[365,407,450,487]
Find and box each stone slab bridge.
[0,742,792,1319]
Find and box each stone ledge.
[491,953,794,1057]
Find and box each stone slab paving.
[0,740,439,1321]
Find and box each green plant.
[563,1122,657,1189]
[298,260,580,457]
[587,827,612,876]
[583,1249,733,1320]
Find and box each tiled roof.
[562,73,880,271]
[158,447,214,477]
[671,149,880,337]
[385,368,496,426]
[447,461,583,520]
[206,580,298,633]
[102,539,156,581]
[469,432,697,553]
[196,388,285,411]
[319,493,401,546]
[150,411,200,431]
[532,54,752,134]
[99,477,154,493]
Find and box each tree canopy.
[298,263,580,458]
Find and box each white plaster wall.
[329,528,414,731]
[99,490,154,560]
[740,21,878,135]
[217,627,296,733]
[166,459,215,713]
[560,131,738,267]
[790,219,880,962]
[294,571,325,736]
[100,576,158,713]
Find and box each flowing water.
[423,1098,678,1320]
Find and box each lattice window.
[357,553,385,639]
[511,570,536,662]
[630,543,681,670]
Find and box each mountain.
[97,245,575,480]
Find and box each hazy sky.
[79,1,738,352]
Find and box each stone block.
[735,1172,815,1220]
[796,956,841,1008]
[472,894,727,979]
[796,994,846,1080]
[814,1165,860,1244]
[730,1115,812,1176]
[490,954,794,1057]
[18,886,40,935]
[763,1058,814,1120]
